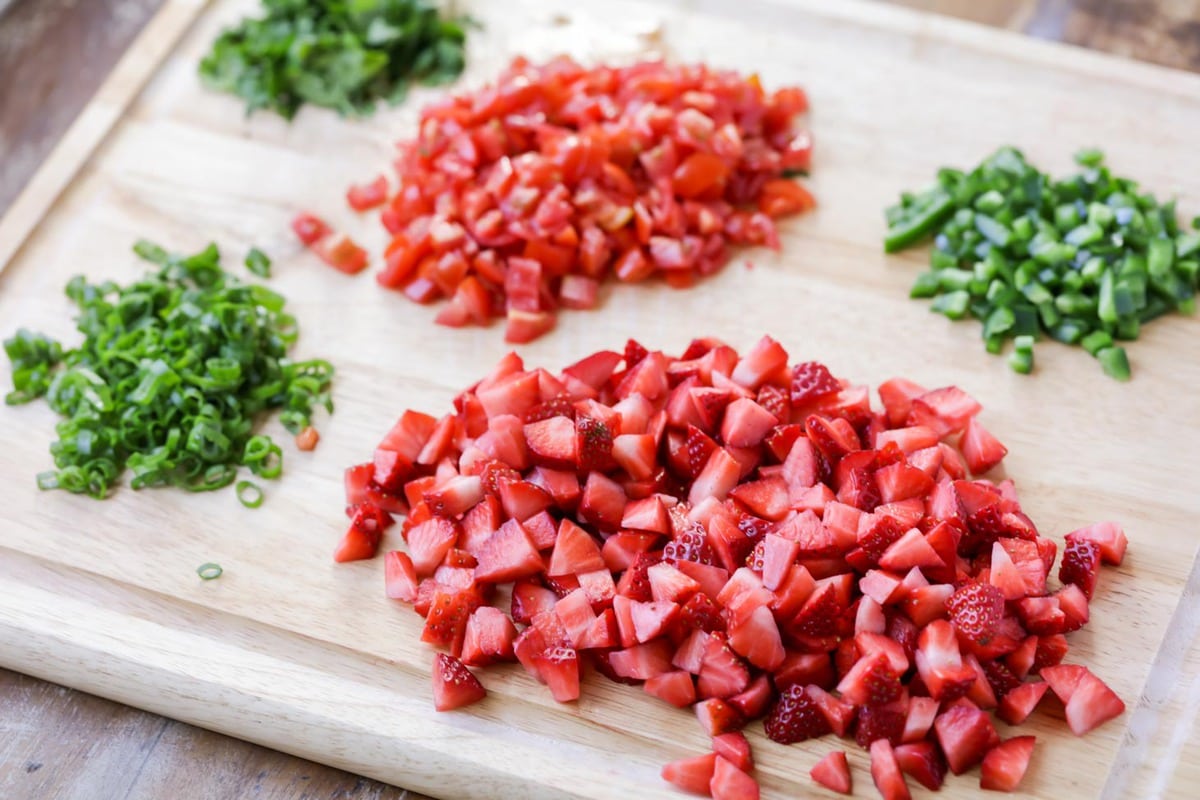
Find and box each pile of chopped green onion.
[885,147,1199,380]
[3,241,333,502]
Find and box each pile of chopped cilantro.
[198,0,469,119]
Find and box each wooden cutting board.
[2,0,1198,797]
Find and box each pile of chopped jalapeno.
[885,147,1199,380]
[3,241,332,502]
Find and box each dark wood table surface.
[2,0,1198,797]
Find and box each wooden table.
[1,0,1198,797]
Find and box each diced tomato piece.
[291,211,331,246]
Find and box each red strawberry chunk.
[934,699,997,774]
[474,519,544,584]
[791,361,841,406]
[810,750,852,795]
[764,683,831,744]
[644,671,697,708]
[894,741,946,791]
[432,653,487,711]
[946,581,1005,644]
[710,755,759,800]
[980,736,1036,792]
[1059,535,1103,599]
[720,397,778,448]
[461,606,518,666]
[1066,521,1127,565]
[855,705,906,749]
[1063,667,1125,735]
[662,752,717,795]
[997,680,1050,725]
[870,739,911,800]
[960,416,1008,475]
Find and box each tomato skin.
[347,175,389,211]
[758,179,816,218]
[313,234,369,275]
[292,212,331,246]
[672,153,730,200]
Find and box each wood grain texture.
[0,667,411,800]
[2,0,1200,799]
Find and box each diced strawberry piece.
[960,417,1008,475]
[1032,633,1069,672]
[997,680,1050,725]
[407,518,459,576]
[875,463,935,505]
[874,425,938,454]
[474,519,544,583]
[729,477,789,521]
[527,642,577,702]
[695,698,745,736]
[728,604,785,670]
[764,683,830,744]
[711,731,753,773]
[934,699,996,774]
[878,528,942,571]
[907,386,982,437]
[710,755,759,800]
[602,531,660,572]
[621,495,670,534]
[900,696,939,745]
[1056,583,1090,632]
[837,651,902,707]
[945,581,1005,645]
[894,741,946,791]
[383,550,419,602]
[810,750,852,795]
[523,416,579,468]
[554,589,597,648]
[1067,521,1127,565]
[731,335,788,390]
[698,634,751,699]
[612,433,658,480]
[421,586,480,652]
[511,580,557,625]
[916,620,977,702]
[548,519,606,576]
[878,378,927,428]
[726,674,772,720]
[580,471,627,530]
[461,606,518,666]
[1059,535,1103,599]
[662,752,717,796]
[789,360,840,406]
[870,739,911,800]
[720,397,778,448]
[1063,668,1125,735]
[432,653,486,711]
[563,350,622,389]
[609,639,675,681]
[333,520,382,563]
[643,670,696,708]
[689,448,742,504]
[980,736,1036,792]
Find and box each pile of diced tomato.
[337,58,814,342]
[335,335,1127,800]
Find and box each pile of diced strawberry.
[335,336,1127,800]
[347,58,815,343]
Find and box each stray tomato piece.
[291,212,331,246]
[295,426,320,451]
[313,233,369,275]
[347,175,389,211]
[758,179,816,218]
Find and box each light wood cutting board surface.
[1,0,1198,797]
